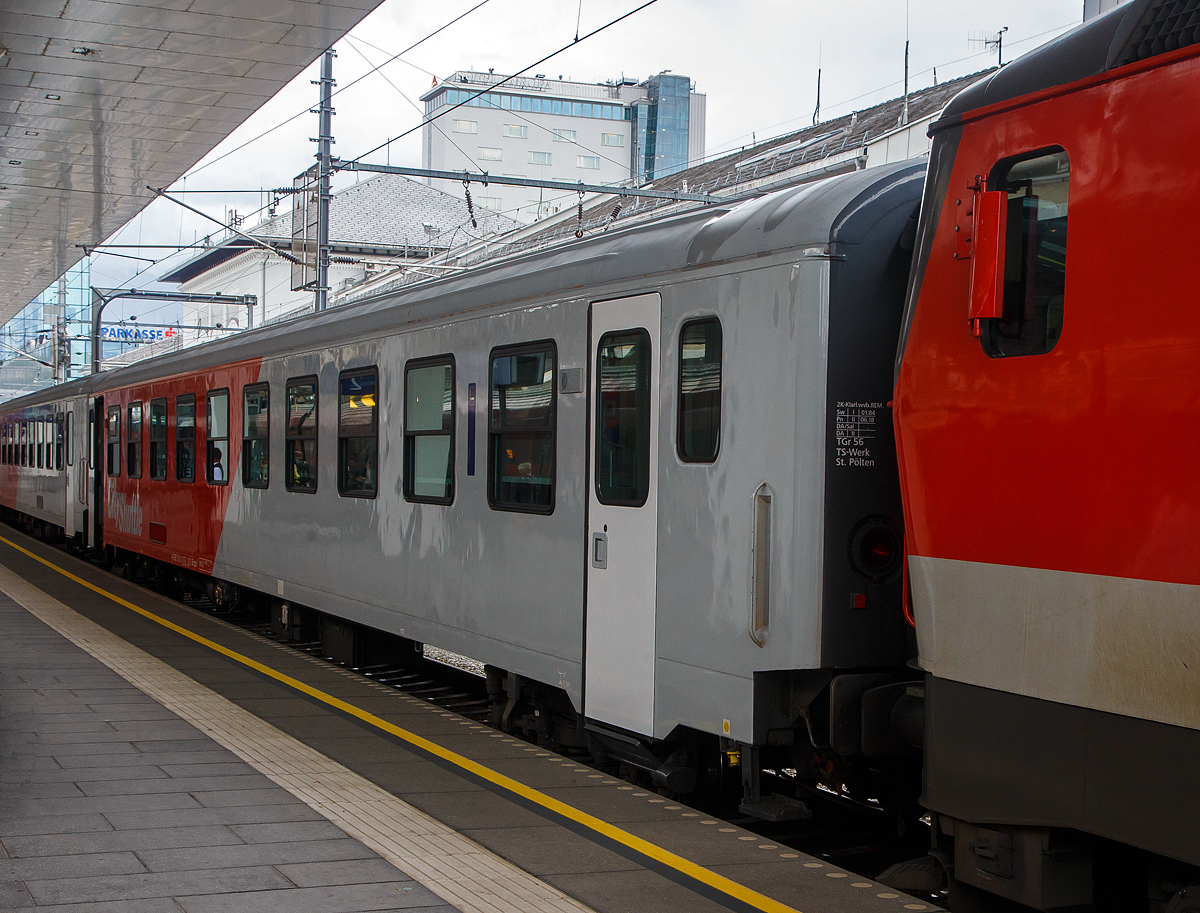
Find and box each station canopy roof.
[0,0,384,325]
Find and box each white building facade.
[420,70,706,221]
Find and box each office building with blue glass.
[420,70,705,221]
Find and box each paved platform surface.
[0,528,939,913]
[0,594,458,912]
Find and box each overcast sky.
[90,0,1084,323]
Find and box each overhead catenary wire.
[705,19,1077,160]
[182,0,496,181]
[341,35,488,178]
[344,34,629,174]
[337,0,661,173]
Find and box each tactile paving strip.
[0,564,595,913]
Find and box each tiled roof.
[252,172,521,246]
[486,69,993,258]
[163,172,520,283]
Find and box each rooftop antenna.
[812,43,822,125]
[970,26,1009,67]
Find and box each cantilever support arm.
[90,288,256,375]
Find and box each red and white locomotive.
[895,0,1200,908]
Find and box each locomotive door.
[584,293,661,736]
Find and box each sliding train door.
[62,406,75,540]
[584,293,661,736]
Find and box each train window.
[149,399,167,479]
[127,403,142,479]
[404,358,453,504]
[206,389,229,485]
[339,369,378,499]
[66,413,73,467]
[242,384,269,490]
[982,148,1070,358]
[286,377,318,493]
[596,330,652,506]
[20,421,26,466]
[106,406,121,476]
[176,394,195,483]
[2,424,6,464]
[488,342,555,513]
[677,318,722,463]
[56,413,64,470]
[36,419,44,469]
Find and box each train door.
[584,293,661,736]
[92,396,103,549]
[62,407,75,540]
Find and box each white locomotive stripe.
[0,563,595,913]
[910,555,1200,731]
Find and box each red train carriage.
[95,362,263,576]
[894,1,1200,909]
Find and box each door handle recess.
[591,531,608,569]
[750,483,771,647]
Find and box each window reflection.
[489,345,555,512]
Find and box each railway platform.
[0,527,940,913]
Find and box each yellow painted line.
[0,533,803,913]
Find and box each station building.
[419,70,706,220]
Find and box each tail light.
[848,517,902,583]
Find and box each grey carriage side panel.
[653,256,831,743]
[819,166,925,668]
[8,402,69,530]
[212,298,591,708]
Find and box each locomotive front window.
[149,399,167,480]
[106,406,121,477]
[596,330,651,506]
[339,369,378,499]
[286,377,318,493]
[206,389,229,485]
[176,394,195,483]
[404,358,453,504]
[677,318,722,463]
[488,342,556,513]
[127,402,142,479]
[242,384,269,490]
[982,148,1070,358]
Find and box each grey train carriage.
[0,159,924,815]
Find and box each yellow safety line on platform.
[0,534,803,913]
